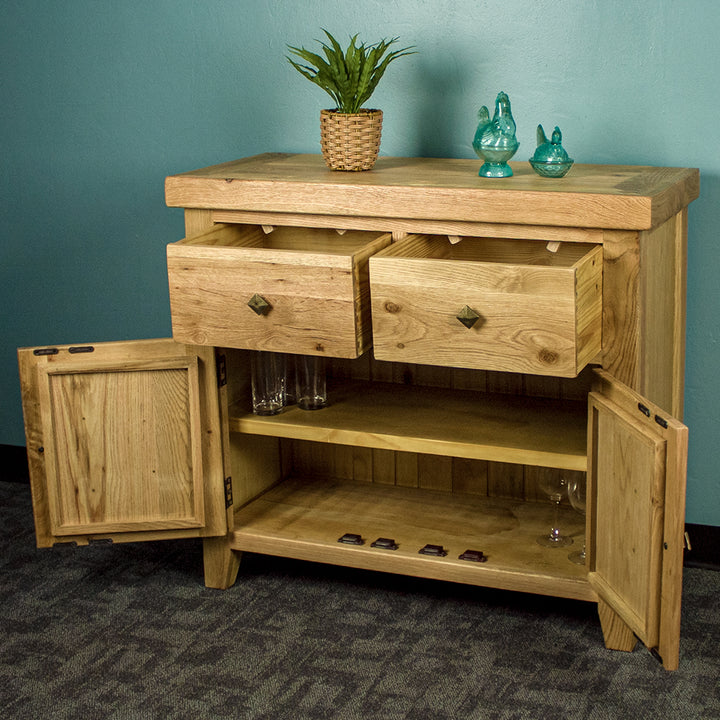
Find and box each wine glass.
[536,474,573,548]
[567,475,587,564]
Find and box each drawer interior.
[178,223,388,257]
[376,234,598,267]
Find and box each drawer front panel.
[168,225,391,358]
[370,236,602,377]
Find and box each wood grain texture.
[17,339,227,545]
[39,358,205,535]
[230,476,594,600]
[230,380,588,471]
[600,230,641,387]
[184,208,214,237]
[163,155,695,667]
[658,410,688,671]
[639,212,688,417]
[369,236,602,376]
[203,536,241,589]
[597,597,638,653]
[166,154,699,231]
[319,357,593,502]
[213,210,606,244]
[588,392,664,646]
[167,224,390,357]
[588,369,688,669]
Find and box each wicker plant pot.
[320,109,383,171]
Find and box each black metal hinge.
[33,347,59,356]
[216,353,227,388]
[224,476,233,508]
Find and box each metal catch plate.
[419,544,448,557]
[338,533,364,545]
[459,549,487,563]
[371,537,399,550]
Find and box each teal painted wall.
[2,0,718,525]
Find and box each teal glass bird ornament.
[529,125,574,178]
[472,91,519,178]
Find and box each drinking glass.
[250,351,286,415]
[567,475,587,564]
[536,474,573,548]
[295,354,327,410]
[284,354,296,406]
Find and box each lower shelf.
[230,477,596,602]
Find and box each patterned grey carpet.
[1,480,718,720]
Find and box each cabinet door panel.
[18,339,226,544]
[39,358,204,535]
[587,369,687,669]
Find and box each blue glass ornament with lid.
[529,125,574,178]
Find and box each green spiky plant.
[287,30,415,114]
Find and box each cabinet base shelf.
[230,476,596,602]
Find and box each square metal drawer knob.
[456,305,481,329]
[247,293,272,316]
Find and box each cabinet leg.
[202,537,241,589]
[597,598,637,653]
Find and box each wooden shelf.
[231,476,595,601]
[229,381,588,471]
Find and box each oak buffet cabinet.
[18,154,699,670]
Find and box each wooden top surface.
[165,153,699,230]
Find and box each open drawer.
[369,234,602,377]
[168,224,392,358]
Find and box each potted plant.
[287,30,415,171]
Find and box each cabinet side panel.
[230,433,284,508]
[639,212,687,417]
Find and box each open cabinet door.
[18,338,227,546]
[587,369,688,670]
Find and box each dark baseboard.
[684,523,720,571]
[0,443,717,570]
[1,444,29,483]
